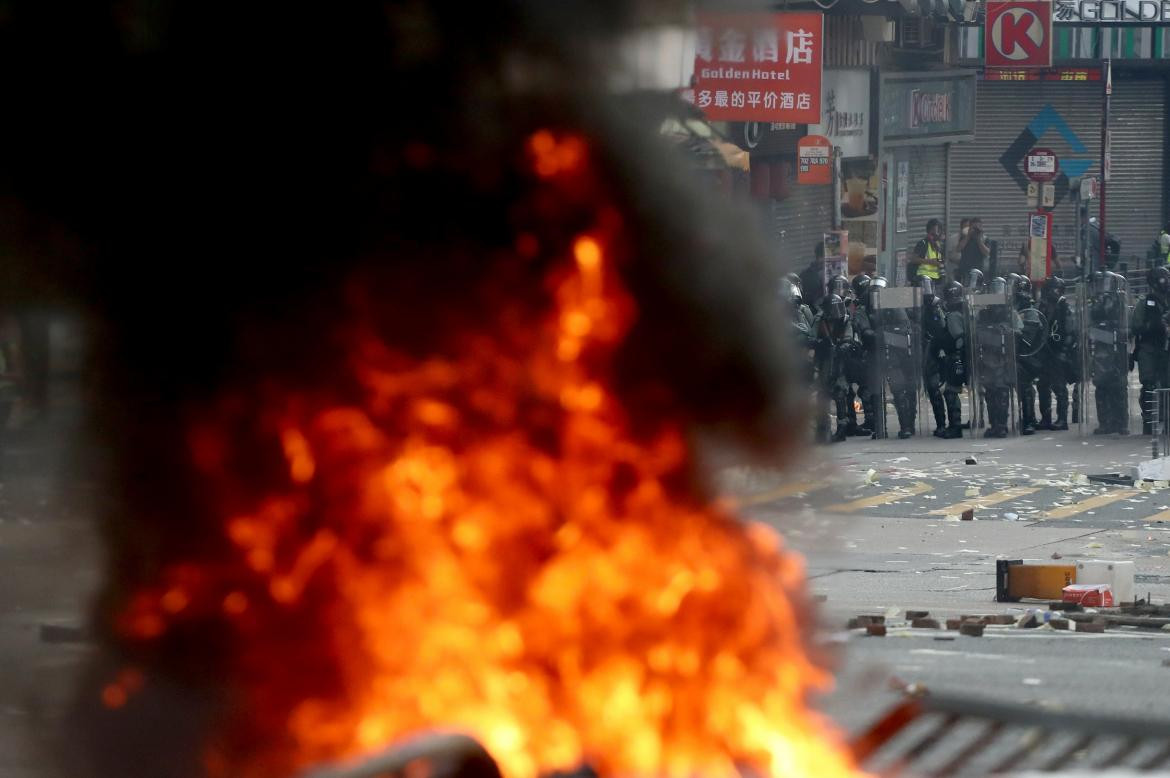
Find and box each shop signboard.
[1054,0,1170,22]
[982,67,1100,81]
[797,135,832,184]
[880,71,976,147]
[986,1,1053,68]
[693,12,823,123]
[807,69,871,158]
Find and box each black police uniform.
[1037,277,1072,430]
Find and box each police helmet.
[1150,265,1170,297]
[1042,276,1065,302]
[823,293,847,321]
[871,276,888,290]
[779,279,802,304]
[1013,275,1033,300]
[941,279,964,308]
[965,268,984,291]
[988,276,1007,295]
[851,273,872,300]
[828,274,850,299]
[785,272,802,290]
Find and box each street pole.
[1099,58,1112,274]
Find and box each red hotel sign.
[693,12,823,124]
[986,1,1053,69]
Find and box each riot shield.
[1060,283,1088,436]
[967,287,1019,437]
[1015,303,1048,433]
[1081,272,1132,435]
[871,286,923,438]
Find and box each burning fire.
[110,130,859,778]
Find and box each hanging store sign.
[797,135,832,184]
[880,71,976,146]
[986,1,1053,68]
[807,69,871,158]
[982,67,1101,81]
[1054,0,1170,22]
[693,12,823,123]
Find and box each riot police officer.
[975,276,1018,438]
[921,278,949,437]
[846,273,876,435]
[814,293,855,443]
[1090,271,1130,435]
[781,276,816,389]
[1037,276,1072,431]
[1012,275,1043,436]
[1131,265,1170,434]
[856,276,918,439]
[936,279,968,438]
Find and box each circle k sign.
[986,1,1053,69]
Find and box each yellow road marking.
[737,480,830,507]
[822,481,933,514]
[1143,507,1170,522]
[1040,489,1140,520]
[928,486,1042,516]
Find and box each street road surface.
[723,431,1170,759]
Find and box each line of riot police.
[779,266,1141,442]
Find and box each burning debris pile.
[0,3,858,778]
[99,128,856,778]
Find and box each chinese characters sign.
[693,12,823,123]
[983,67,1100,81]
[797,135,831,185]
[1055,0,1170,22]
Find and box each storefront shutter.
[947,80,1101,277]
[1106,78,1165,268]
[774,179,835,273]
[906,145,948,245]
[947,77,1164,277]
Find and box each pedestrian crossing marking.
[928,486,1042,516]
[1142,507,1170,523]
[737,480,830,507]
[1040,489,1140,520]
[822,481,932,514]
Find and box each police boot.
[929,394,947,437]
[831,420,848,443]
[1035,391,1053,430]
[1093,390,1113,434]
[1052,394,1069,431]
[894,392,914,439]
[942,393,962,438]
[1141,387,1155,435]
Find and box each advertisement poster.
[894,249,909,287]
[807,69,871,158]
[840,158,879,256]
[895,160,909,233]
[822,230,848,286]
[1028,211,1052,280]
[693,12,823,123]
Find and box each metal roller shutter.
[1107,79,1165,266]
[902,145,947,249]
[773,181,834,273]
[948,81,1100,276]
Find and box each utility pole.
[1099,58,1112,274]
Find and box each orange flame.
[113,132,860,778]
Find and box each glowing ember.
[111,131,860,778]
